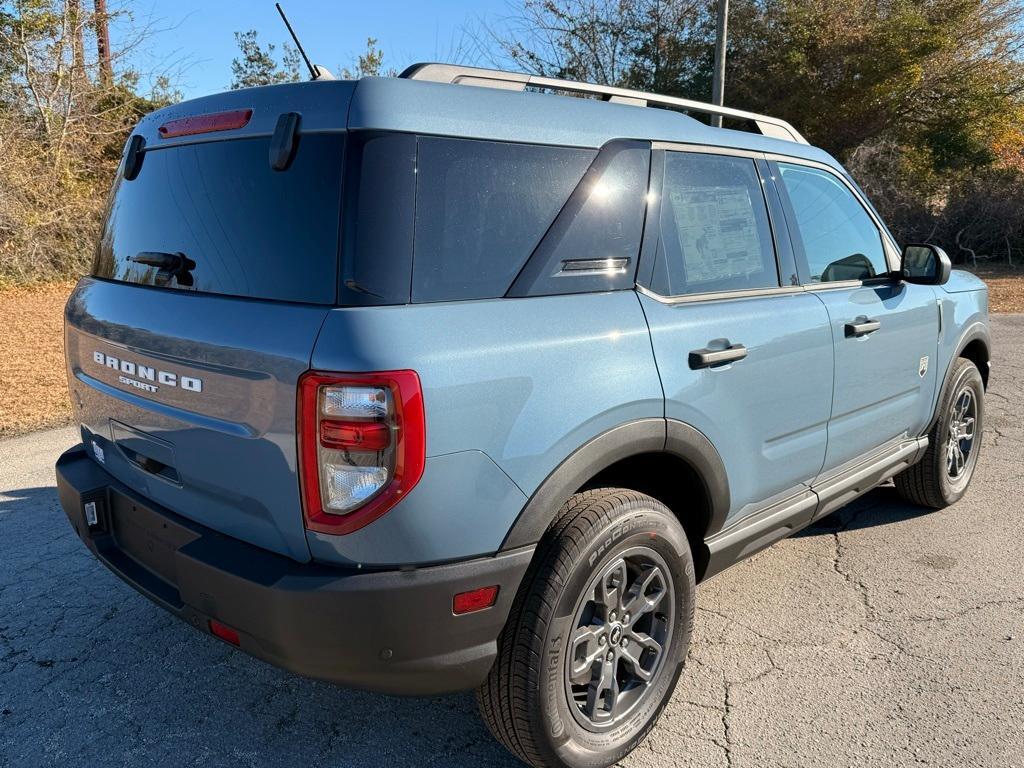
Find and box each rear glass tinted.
[508,141,651,297]
[340,132,417,305]
[411,137,595,302]
[94,134,345,304]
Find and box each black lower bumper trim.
[56,445,534,695]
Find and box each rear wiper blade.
[128,251,196,286]
[129,251,186,269]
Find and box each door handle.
[845,318,881,337]
[689,343,747,370]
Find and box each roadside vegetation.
[0,1,180,287]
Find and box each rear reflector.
[209,620,240,646]
[159,109,253,139]
[453,586,499,615]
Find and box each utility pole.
[711,0,728,127]
[93,0,113,87]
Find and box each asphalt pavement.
[2,315,1022,767]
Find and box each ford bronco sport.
[56,64,990,768]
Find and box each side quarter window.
[775,163,888,283]
[649,152,779,297]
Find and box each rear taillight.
[298,371,425,535]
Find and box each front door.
[771,160,940,472]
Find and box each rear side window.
[507,141,651,297]
[94,135,345,305]
[411,138,595,302]
[650,152,778,296]
[776,163,887,283]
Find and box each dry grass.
[965,263,1024,314]
[0,281,75,437]
[0,270,1022,438]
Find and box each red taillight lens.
[209,620,240,646]
[453,586,499,615]
[298,371,425,535]
[319,420,391,451]
[158,108,253,139]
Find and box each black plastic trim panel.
[500,418,731,551]
[56,445,533,696]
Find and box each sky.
[112,0,513,100]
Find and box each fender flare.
[499,418,731,551]
[925,322,991,434]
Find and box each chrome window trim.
[636,283,805,305]
[636,278,896,305]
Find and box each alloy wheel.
[564,546,674,730]
[946,386,977,480]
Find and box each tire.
[895,357,984,509]
[477,488,695,768]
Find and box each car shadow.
[795,484,935,537]
[0,484,521,767]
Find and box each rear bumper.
[56,445,534,695]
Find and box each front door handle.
[689,344,747,370]
[845,318,881,337]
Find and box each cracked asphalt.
[2,315,1022,768]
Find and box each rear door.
[65,91,351,562]
[638,147,834,525]
[771,159,939,472]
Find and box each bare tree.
[1,0,183,284]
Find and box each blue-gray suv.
[56,64,990,768]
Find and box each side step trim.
[702,436,927,581]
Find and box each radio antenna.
[275,3,318,80]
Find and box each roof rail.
[399,63,808,145]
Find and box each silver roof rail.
[400,63,808,145]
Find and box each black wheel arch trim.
[499,418,731,551]
[925,322,990,434]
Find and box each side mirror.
[900,243,951,286]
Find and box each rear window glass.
[94,134,345,305]
[650,152,778,296]
[411,138,595,302]
[507,141,651,297]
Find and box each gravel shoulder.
[1,317,1022,768]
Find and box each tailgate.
[65,279,328,561]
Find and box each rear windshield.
[93,134,345,305]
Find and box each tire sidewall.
[534,501,694,768]
[937,361,984,503]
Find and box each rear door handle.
[689,344,747,370]
[845,319,881,337]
